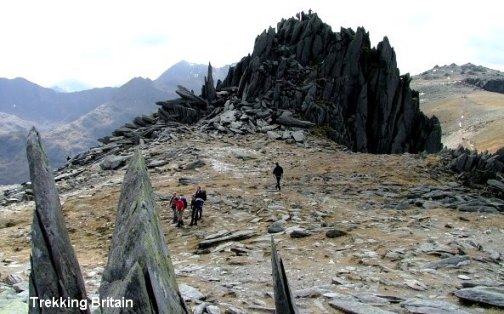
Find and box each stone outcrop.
[93,11,440,154]
[99,149,188,313]
[438,146,504,199]
[217,11,441,153]
[465,77,504,94]
[26,127,88,313]
[270,236,298,313]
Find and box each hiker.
[194,195,205,221]
[273,162,284,190]
[180,194,188,210]
[194,187,207,220]
[189,195,198,226]
[169,192,178,223]
[175,196,185,227]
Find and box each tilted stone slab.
[423,255,470,270]
[198,230,256,249]
[328,300,395,314]
[26,127,88,314]
[454,286,504,308]
[271,236,299,314]
[400,298,470,314]
[99,149,188,313]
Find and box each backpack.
[200,190,207,201]
[182,197,188,209]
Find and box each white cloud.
[0,0,502,87]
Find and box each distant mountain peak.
[51,79,93,93]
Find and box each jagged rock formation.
[26,127,88,313]
[270,237,298,313]
[217,11,442,153]
[465,77,504,94]
[438,146,504,198]
[100,11,440,154]
[99,149,188,313]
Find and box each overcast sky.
[1,0,502,88]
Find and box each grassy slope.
[415,79,504,153]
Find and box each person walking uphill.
[273,162,284,191]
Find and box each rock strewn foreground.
[1,128,503,313]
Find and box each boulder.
[325,229,347,238]
[291,130,305,143]
[100,155,129,170]
[268,221,285,233]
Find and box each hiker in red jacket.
[175,197,185,227]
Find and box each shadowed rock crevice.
[271,236,298,314]
[98,149,188,314]
[26,127,88,313]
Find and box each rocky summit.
[0,10,503,314]
[116,11,441,155]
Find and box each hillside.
[412,63,504,153]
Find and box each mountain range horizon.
[4,60,231,94]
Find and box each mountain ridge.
[0,62,229,185]
[413,63,504,153]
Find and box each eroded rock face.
[26,127,88,313]
[219,12,441,153]
[99,149,188,313]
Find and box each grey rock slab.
[423,255,470,270]
[99,154,130,170]
[224,306,246,314]
[179,284,205,301]
[26,127,89,313]
[454,286,504,307]
[267,130,282,140]
[198,230,256,249]
[184,159,206,170]
[487,179,504,192]
[328,300,395,314]
[147,159,169,168]
[458,204,498,213]
[220,110,237,124]
[179,177,199,185]
[99,149,188,313]
[400,298,470,314]
[291,130,305,142]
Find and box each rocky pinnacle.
[271,236,299,314]
[99,149,188,313]
[26,127,88,314]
